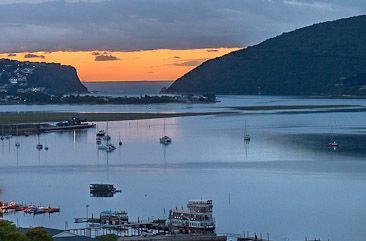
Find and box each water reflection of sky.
[1,96,366,241]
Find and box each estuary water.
[1,82,366,241]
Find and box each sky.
[0,0,365,81]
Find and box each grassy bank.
[228,104,360,111]
[0,111,232,125]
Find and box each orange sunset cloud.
[5,48,239,82]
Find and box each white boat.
[36,134,43,150]
[98,143,116,152]
[328,141,339,148]
[160,120,172,145]
[96,130,106,137]
[328,122,339,149]
[98,122,116,152]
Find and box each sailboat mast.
[163,120,166,136]
[106,122,109,144]
[245,121,247,136]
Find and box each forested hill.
[0,59,87,94]
[167,15,366,96]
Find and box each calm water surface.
[0,82,366,241]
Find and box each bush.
[25,227,53,241]
[97,234,118,241]
[0,221,53,241]
[0,221,28,241]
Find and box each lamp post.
[86,204,89,230]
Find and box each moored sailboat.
[243,121,251,142]
[160,120,172,145]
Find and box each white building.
[169,200,215,234]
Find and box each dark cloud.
[206,49,219,52]
[7,53,17,57]
[95,54,120,61]
[0,0,364,53]
[172,58,209,67]
[24,53,45,59]
[92,51,101,56]
[173,56,181,59]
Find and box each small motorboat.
[118,133,122,146]
[160,136,172,145]
[328,141,339,148]
[96,130,106,137]
[106,144,116,152]
[98,143,116,152]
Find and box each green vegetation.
[0,93,216,105]
[168,15,366,96]
[0,111,231,125]
[0,221,52,241]
[0,221,27,241]
[25,227,52,241]
[97,234,118,241]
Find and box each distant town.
[0,92,217,105]
[0,61,43,94]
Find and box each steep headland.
[168,15,366,96]
[0,59,87,94]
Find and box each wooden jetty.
[117,234,226,241]
[0,117,95,136]
[42,123,96,133]
[238,238,270,241]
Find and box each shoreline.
[0,111,233,125]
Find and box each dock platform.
[117,234,226,241]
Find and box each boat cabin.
[100,210,128,226]
[169,200,215,234]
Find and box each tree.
[0,221,28,241]
[25,227,53,241]
[97,234,118,241]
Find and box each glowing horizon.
[2,48,239,82]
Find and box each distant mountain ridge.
[0,59,87,94]
[167,15,366,96]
